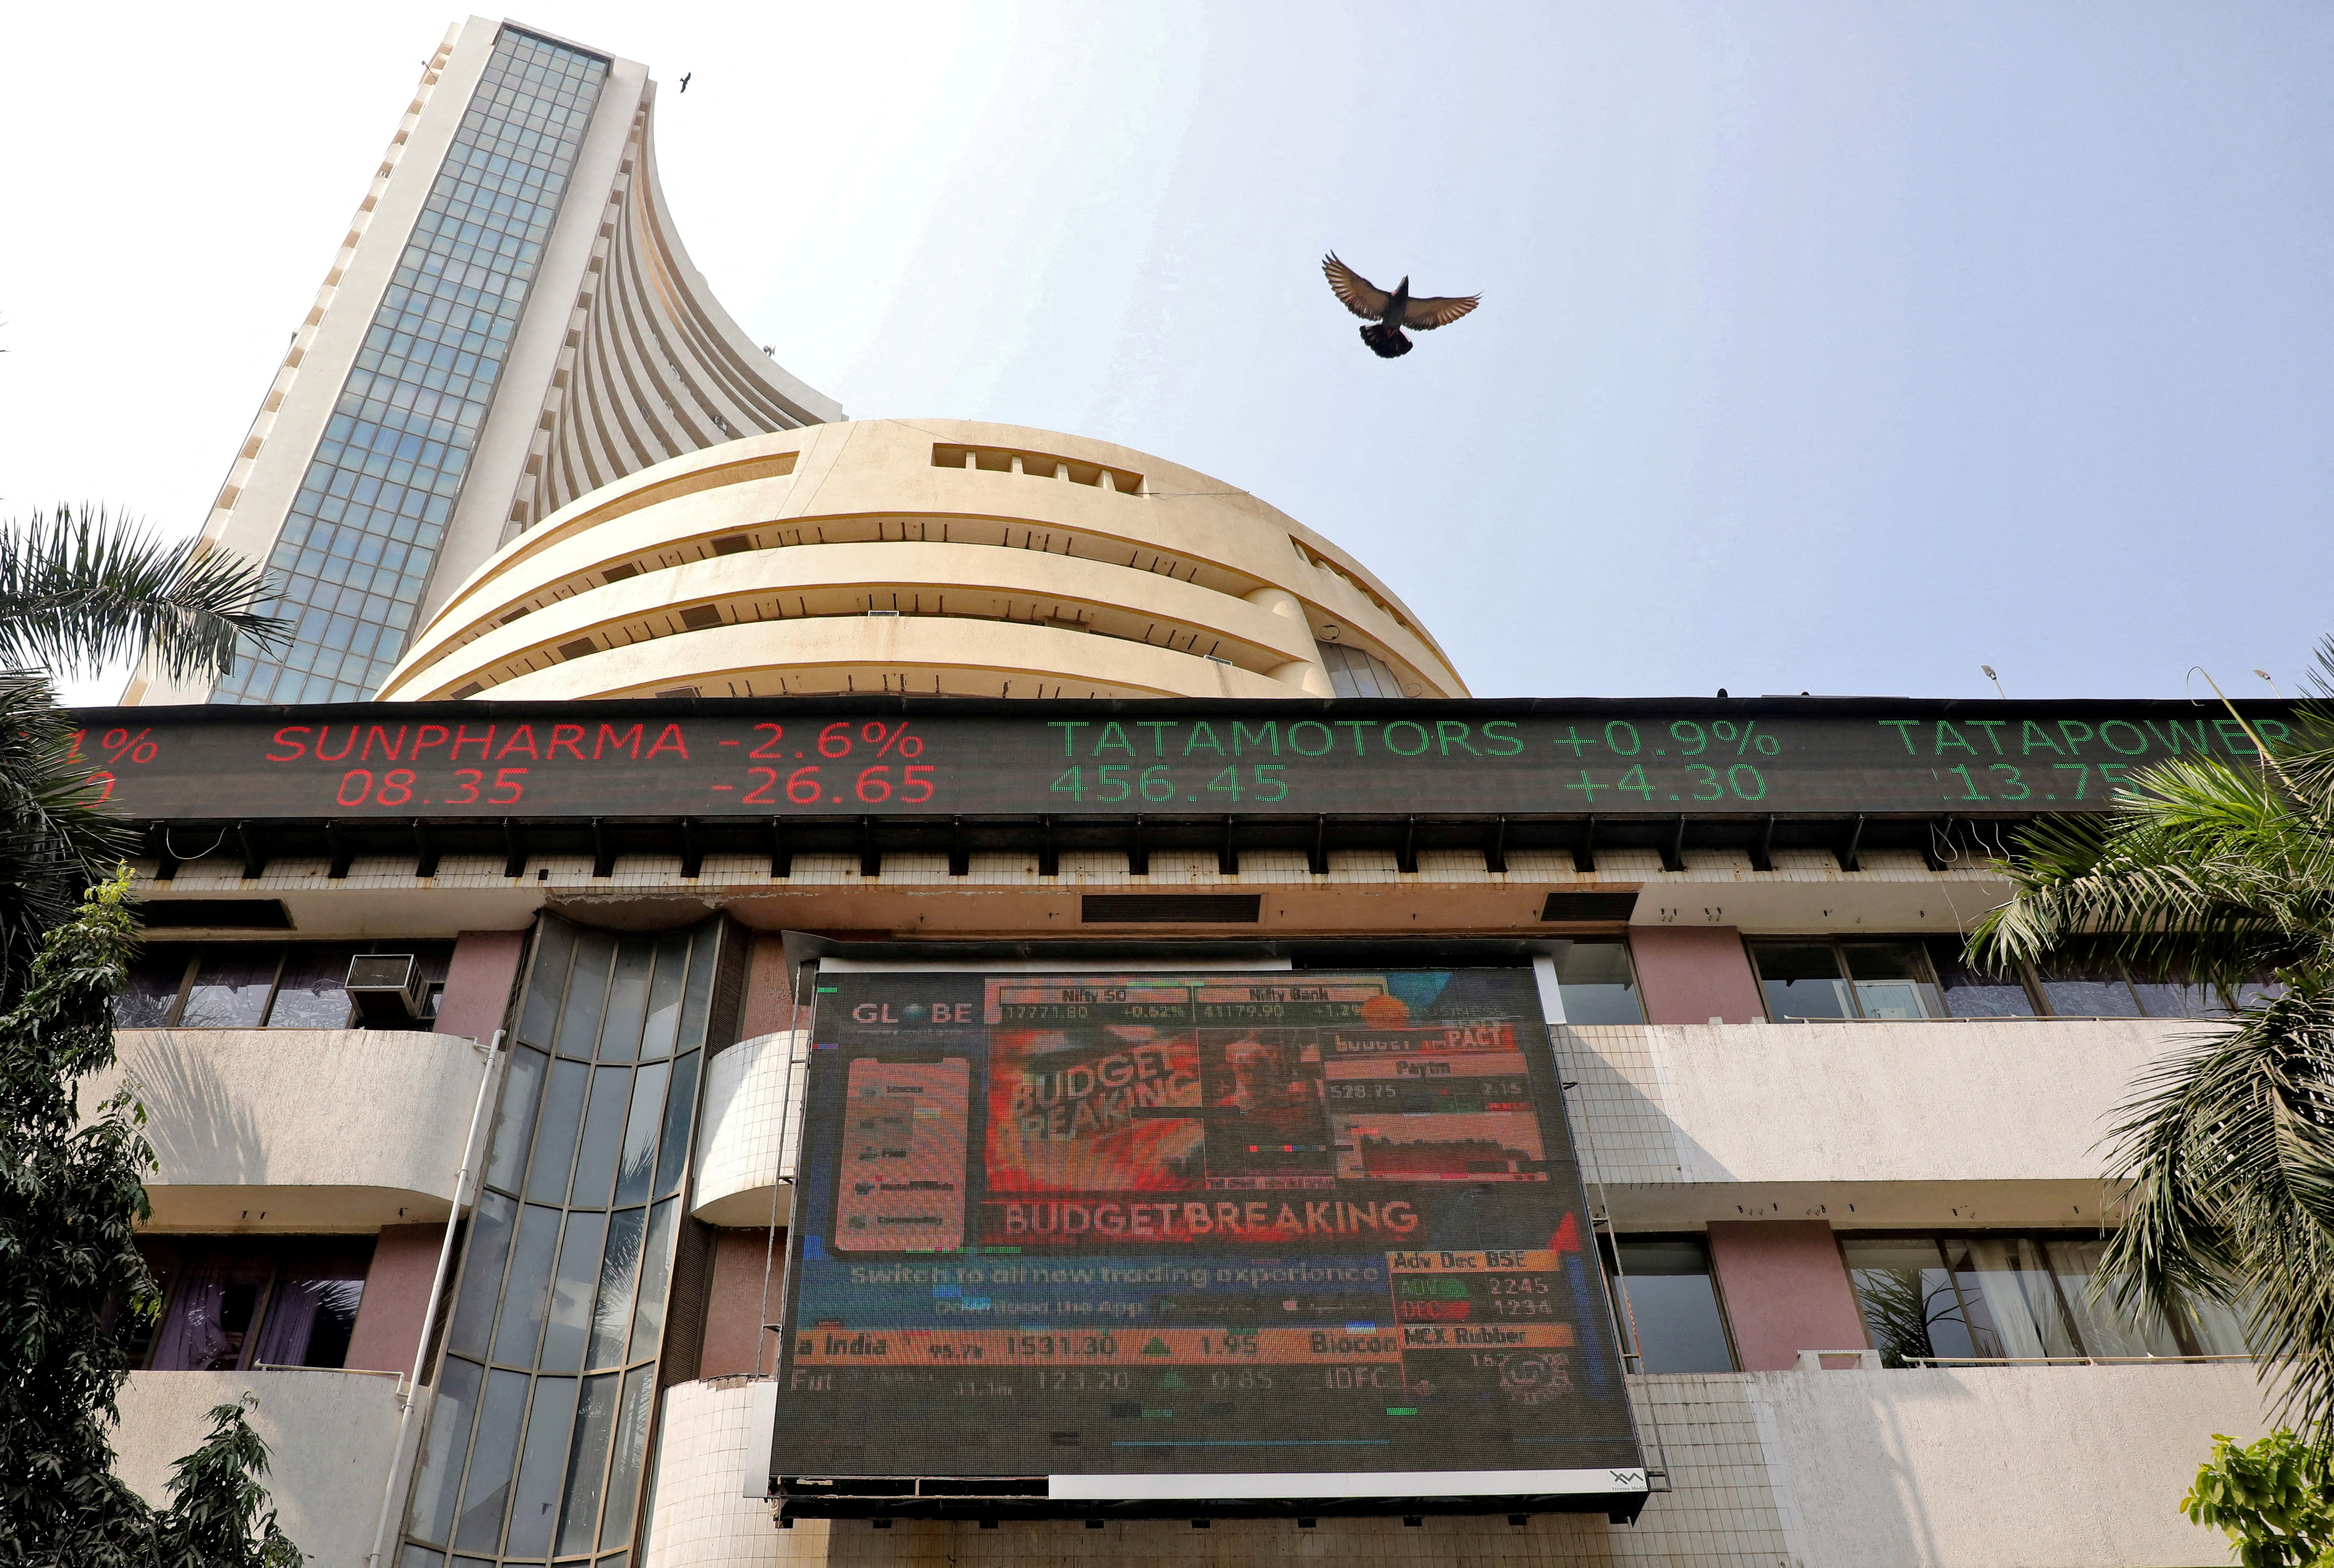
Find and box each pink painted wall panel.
[738,931,803,1041]
[700,1227,783,1378]
[1705,1220,1869,1371]
[434,929,527,1045]
[344,1222,446,1374]
[1629,927,1765,1024]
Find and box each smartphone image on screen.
[835,1057,971,1252]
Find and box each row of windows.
[1603,1230,2251,1374]
[114,1235,374,1372]
[216,27,607,707]
[115,942,452,1031]
[1748,937,2275,1023]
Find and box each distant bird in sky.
[679,71,693,92]
[1321,253,1481,359]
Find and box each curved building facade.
[130,17,837,708]
[377,419,1467,703]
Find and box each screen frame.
[758,953,1650,1523]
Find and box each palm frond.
[1972,753,2334,996]
[0,673,135,997]
[0,505,290,682]
[2096,985,2334,1432]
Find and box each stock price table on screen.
[767,969,1644,1514]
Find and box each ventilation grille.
[1081,894,1261,924]
[1540,891,1639,922]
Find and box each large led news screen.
[768,969,1644,1513]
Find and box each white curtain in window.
[1953,1238,2080,1359]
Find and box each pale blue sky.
[5,2,2330,702]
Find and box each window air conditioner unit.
[345,954,427,1022]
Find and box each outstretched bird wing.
[1322,253,1393,321]
[1401,293,1481,330]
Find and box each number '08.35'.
[335,767,529,806]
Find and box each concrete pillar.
[738,930,801,1040]
[344,1221,447,1373]
[433,928,527,1044]
[1629,926,1765,1023]
[700,1227,783,1378]
[1705,1220,1869,1371]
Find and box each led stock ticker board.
[765,969,1645,1517]
[71,696,2296,822]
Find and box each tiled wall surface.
[694,1031,806,1223]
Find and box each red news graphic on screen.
[769,969,1643,1502]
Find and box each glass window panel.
[452,1367,532,1553]
[556,1373,622,1556]
[503,1374,580,1560]
[1750,941,1850,1020]
[266,945,359,1028]
[525,1058,590,1205]
[640,934,689,1059]
[399,1547,446,1568]
[2035,960,2143,1018]
[540,1211,609,1374]
[406,1355,483,1545]
[599,1365,656,1549]
[1843,942,1944,1020]
[116,947,192,1028]
[677,931,718,1049]
[2042,1237,2185,1357]
[1612,1239,1734,1373]
[518,921,575,1047]
[448,1192,517,1360]
[614,1062,669,1208]
[598,938,654,1061]
[491,1205,565,1368]
[1553,941,1644,1025]
[2226,977,2289,1012]
[588,1209,647,1369]
[597,1554,629,1568]
[485,1047,549,1196]
[1945,1236,2081,1359]
[151,1245,276,1370]
[1842,1238,1977,1366]
[179,948,280,1029]
[252,1242,371,1368]
[2131,981,2217,1019]
[1924,939,2038,1018]
[557,931,617,1058]
[2184,1294,2255,1357]
[627,1199,678,1363]
[654,1052,700,1197]
[570,1066,633,1209]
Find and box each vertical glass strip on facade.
[213,29,606,704]
[403,917,727,1565]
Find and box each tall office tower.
[131,17,839,708]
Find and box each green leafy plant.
[0,872,301,1564]
[2184,1431,2334,1568]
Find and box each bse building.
[98,16,2277,1568]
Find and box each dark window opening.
[115,941,453,1030]
[1601,1234,1736,1373]
[132,1235,376,1372]
[1546,939,1645,1025]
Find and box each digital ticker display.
[767,969,1645,1516]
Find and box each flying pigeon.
[1321,253,1481,359]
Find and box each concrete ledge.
[89,1030,489,1230]
[116,1368,406,1565]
